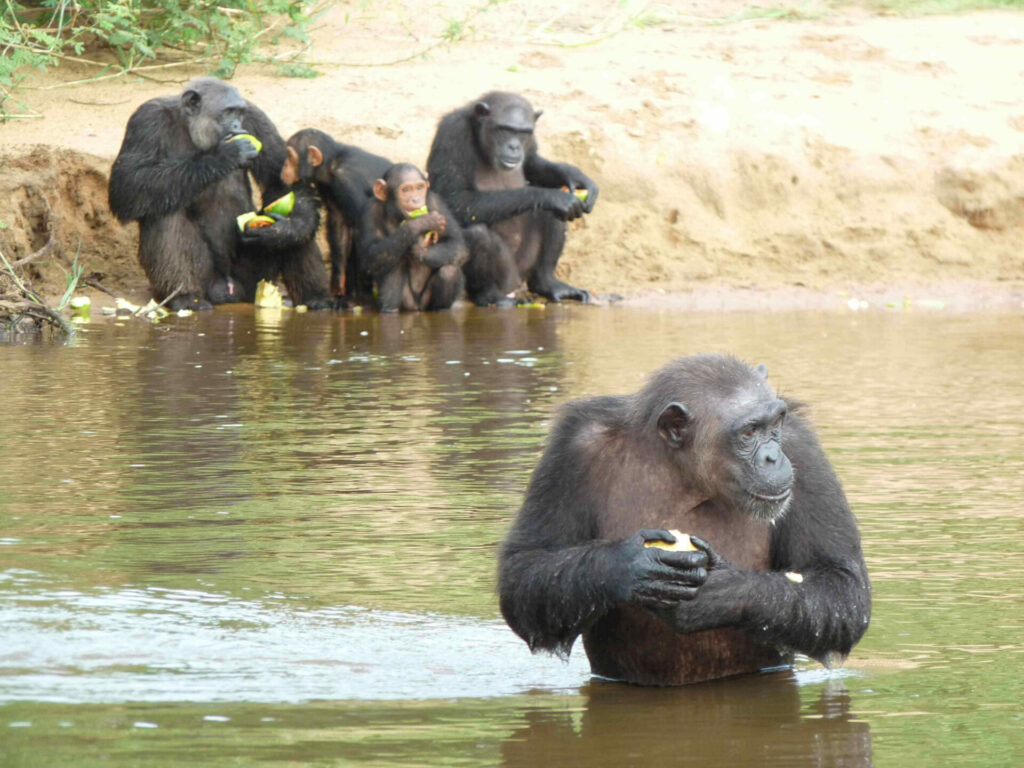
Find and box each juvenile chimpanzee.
[358,163,467,312]
[498,355,871,686]
[426,91,599,307]
[108,77,330,311]
[233,184,333,310]
[281,129,391,306]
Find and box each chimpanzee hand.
[543,188,586,221]
[239,213,291,248]
[564,173,599,214]
[655,536,748,635]
[609,529,708,611]
[408,211,446,237]
[223,134,260,169]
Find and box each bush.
[1,1,322,118]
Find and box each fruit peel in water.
[255,279,283,309]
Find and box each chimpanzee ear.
[754,364,768,379]
[308,145,324,167]
[534,109,544,121]
[657,402,691,448]
[372,179,389,202]
[181,89,201,115]
[474,101,491,118]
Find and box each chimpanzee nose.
[759,442,780,466]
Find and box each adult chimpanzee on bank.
[426,92,598,307]
[281,129,391,306]
[109,77,330,311]
[358,163,467,312]
[498,355,871,686]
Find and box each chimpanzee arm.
[426,112,583,226]
[108,100,251,223]
[242,102,290,203]
[239,186,319,254]
[499,400,708,658]
[358,207,420,281]
[442,186,581,226]
[524,154,600,213]
[417,197,469,270]
[760,414,871,662]
[664,412,871,665]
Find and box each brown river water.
[1,304,1021,766]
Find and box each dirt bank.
[2,1,1023,311]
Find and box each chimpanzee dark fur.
[284,128,391,306]
[358,163,467,312]
[234,184,332,310]
[498,354,871,686]
[108,77,330,311]
[426,92,598,307]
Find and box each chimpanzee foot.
[168,294,214,312]
[303,297,334,311]
[472,293,517,308]
[531,280,591,304]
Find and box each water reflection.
[2,306,1023,768]
[0,575,590,703]
[503,674,872,768]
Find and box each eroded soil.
[2,1,1023,311]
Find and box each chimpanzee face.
[723,397,793,521]
[373,164,430,214]
[181,77,247,151]
[394,171,429,215]
[655,364,794,522]
[475,98,541,172]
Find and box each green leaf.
[109,30,134,46]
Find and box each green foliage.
[276,61,318,78]
[1,1,320,118]
[55,251,84,312]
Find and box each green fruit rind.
[236,211,257,232]
[227,133,263,154]
[236,211,276,232]
[407,206,429,219]
[264,191,295,217]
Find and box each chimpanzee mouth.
[743,487,793,521]
[748,488,792,503]
[498,157,522,171]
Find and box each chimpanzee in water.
[357,163,467,312]
[498,354,871,686]
[426,92,598,307]
[280,128,392,307]
[108,77,331,311]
